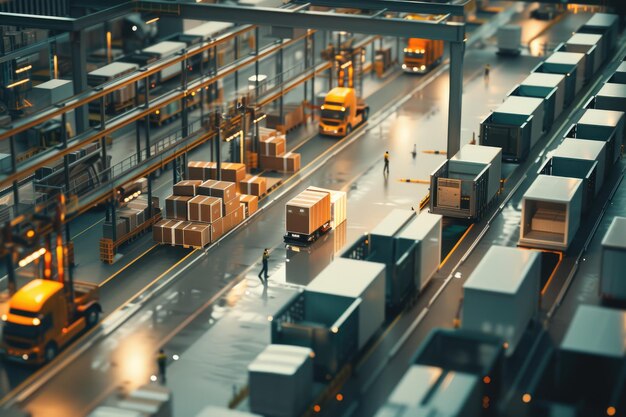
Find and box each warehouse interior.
[0,1,625,417]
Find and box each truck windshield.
[321,109,346,120]
[405,51,425,59]
[3,321,42,340]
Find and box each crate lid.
[583,13,618,29]
[602,216,626,250]
[88,61,138,77]
[524,174,582,203]
[306,258,385,297]
[544,51,585,66]
[566,33,602,47]
[143,41,187,56]
[370,209,415,237]
[495,95,544,116]
[560,305,626,358]
[463,246,539,294]
[578,108,624,128]
[397,212,442,241]
[597,82,626,99]
[553,138,605,161]
[184,22,234,39]
[520,72,565,89]
[451,144,502,164]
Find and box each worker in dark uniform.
[258,248,270,284]
[157,348,167,383]
[484,64,491,83]
[383,151,390,175]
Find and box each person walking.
[383,151,390,175]
[157,348,167,383]
[258,248,270,284]
[484,64,490,84]
[411,144,417,159]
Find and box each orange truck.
[0,279,101,364]
[402,15,445,74]
[319,87,369,137]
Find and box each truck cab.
[319,87,369,137]
[1,279,101,365]
[402,15,445,74]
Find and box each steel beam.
[293,0,468,16]
[146,1,465,42]
[447,39,465,158]
[70,30,88,134]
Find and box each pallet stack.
[266,103,305,133]
[258,127,301,174]
[154,171,259,248]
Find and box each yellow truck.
[1,279,101,364]
[402,15,445,74]
[319,87,369,137]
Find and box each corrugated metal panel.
[0,0,68,16]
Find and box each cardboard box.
[153,219,186,244]
[260,155,283,171]
[224,205,244,232]
[211,217,224,241]
[223,196,239,215]
[261,153,301,172]
[285,189,331,235]
[165,195,192,220]
[240,194,259,216]
[103,219,128,240]
[183,223,211,247]
[188,161,214,181]
[260,135,286,156]
[259,127,277,141]
[173,221,187,244]
[221,162,246,183]
[173,180,203,196]
[187,195,222,223]
[118,207,144,231]
[239,175,267,196]
[198,180,237,202]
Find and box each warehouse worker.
[157,349,167,383]
[484,64,491,83]
[383,151,390,175]
[258,248,270,284]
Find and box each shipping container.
[376,365,481,417]
[533,61,577,108]
[284,189,331,244]
[557,305,626,406]
[462,246,540,356]
[430,145,502,219]
[593,83,626,113]
[578,13,618,58]
[519,175,583,251]
[573,108,624,162]
[87,62,139,113]
[600,216,626,302]
[610,62,626,84]
[306,186,347,229]
[33,79,74,108]
[248,344,313,417]
[142,41,187,82]
[519,72,566,119]
[396,212,442,291]
[482,96,545,160]
[412,328,505,404]
[545,138,606,195]
[497,24,521,56]
[306,258,386,350]
[271,290,360,380]
[542,52,586,96]
[563,33,604,76]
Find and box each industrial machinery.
[402,14,445,74]
[0,195,102,364]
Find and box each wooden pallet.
[99,239,115,264]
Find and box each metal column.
[447,40,465,158]
[70,30,88,134]
[277,45,284,121]
[254,27,260,98]
[234,35,239,94]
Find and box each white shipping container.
[384,365,442,410]
[184,21,234,41]
[565,33,604,73]
[306,258,386,349]
[248,345,313,417]
[595,83,626,113]
[462,246,541,356]
[552,138,606,194]
[493,96,545,148]
[600,216,626,301]
[451,144,502,203]
[195,407,261,417]
[307,186,347,228]
[520,72,566,118]
[142,41,187,81]
[519,175,583,251]
[397,212,443,291]
[613,62,626,84]
[427,371,481,417]
[87,406,146,417]
[544,52,586,95]
[497,24,521,54]
[577,108,625,157]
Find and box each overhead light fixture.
[15,65,32,74]
[18,248,47,268]
[6,78,30,89]
[145,17,160,25]
[132,25,138,32]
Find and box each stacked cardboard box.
[239,174,267,197]
[103,196,160,241]
[240,194,259,218]
[187,161,246,184]
[285,189,331,236]
[198,180,243,233]
[266,103,305,132]
[258,125,301,173]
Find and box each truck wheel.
[85,307,100,328]
[44,343,58,363]
[363,108,369,121]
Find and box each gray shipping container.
[493,95,545,149]
[519,72,566,118]
[610,62,626,84]
[306,258,386,350]
[579,13,618,58]
[575,108,625,162]
[565,33,604,74]
[462,246,541,356]
[519,175,583,251]
[549,138,606,195]
[594,83,626,113]
[543,52,586,95]
[558,304,626,404]
[600,216,626,301]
